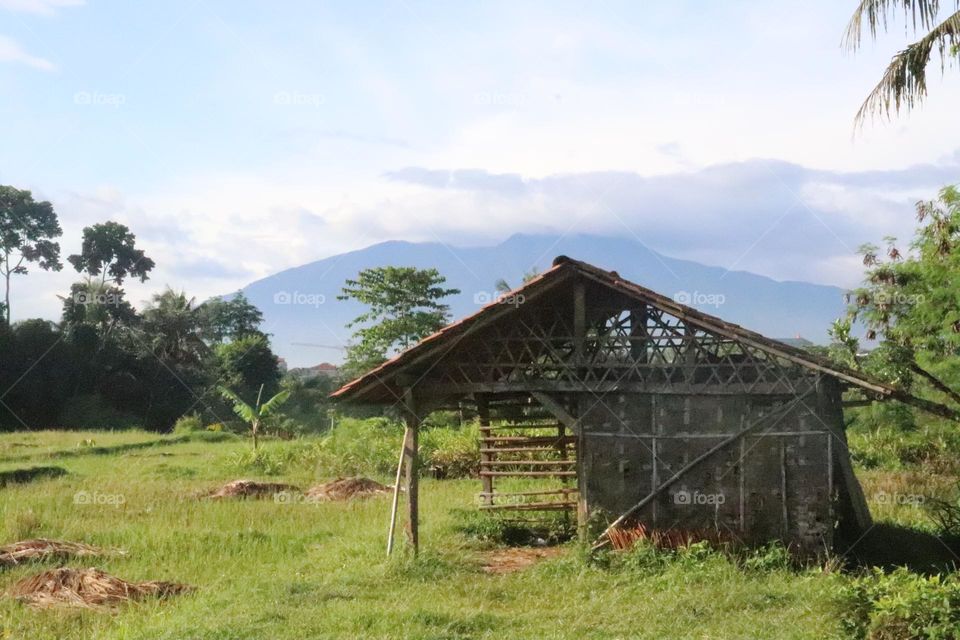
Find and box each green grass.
[0,430,939,639]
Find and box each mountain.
[239,233,848,368]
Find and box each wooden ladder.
[477,394,578,513]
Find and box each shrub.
[839,568,960,640]
[172,413,204,434]
[452,509,575,546]
[421,422,479,479]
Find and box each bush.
[57,394,140,430]
[227,441,316,476]
[848,422,960,473]
[172,413,204,434]
[839,568,960,639]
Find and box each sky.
[1,0,959,322]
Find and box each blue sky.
[1,0,959,320]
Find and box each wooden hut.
[332,256,951,555]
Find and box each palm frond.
[218,386,257,423]
[854,9,960,125]
[844,0,946,51]
[259,390,291,417]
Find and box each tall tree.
[338,266,460,376]
[200,292,265,343]
[844,185,960,409]
[0,186,63,326]
[845,0,960,124]
[68,221,155,286]
[140,288,208,366]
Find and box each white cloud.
[0,35,55,71]
[0,0,83,16]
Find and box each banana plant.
[219,384,290,449]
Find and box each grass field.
[0,429,951,639]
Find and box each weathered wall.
[579,386,840,554]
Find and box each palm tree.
[219,384,290,449]
[140,288,207,365]
[845,0,960,125]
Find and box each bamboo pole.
[386,426,410,555]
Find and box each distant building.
[775,335,814,349]
[289,362,340,380]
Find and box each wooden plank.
[479,446,577,454]
[480,460,576,467]
[477,488,578,497]
[479,470,577,478]
[481,435,577,445]
[480,502,577,511]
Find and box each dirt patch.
[6,567,191,609]
[203,479,300,499]
[0,466,67,487]
[0,539,120,568]
[305,477,391,501]
[480,546,564,574]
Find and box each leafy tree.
[60,277,139,339]
[219,384,290,449]
[200,292,265,343]
[214,333,280,405]
[0,185,63,326]
[845,0,960,124]
[338,266,460,376]
[68,221,155,286]
[844,185,960,410]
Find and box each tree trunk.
[252,419,259,449]
[910,363,960,408]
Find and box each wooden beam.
[532,392,580,435]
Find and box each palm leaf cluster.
[845,0,960,124]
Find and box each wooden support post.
[630,303,648,363]
[477,395,493,507]
[402,387,421,555]
[573,280,586,368]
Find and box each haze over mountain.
[239,233,848,368]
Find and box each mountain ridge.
[238,233,848,368]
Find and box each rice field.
[0,429,935,639]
